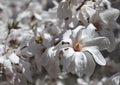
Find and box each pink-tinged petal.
[83,51,96,77]
[3,60,13,72]
[73,52,87,77]
[82,46,106,66]
[83,37,110,50]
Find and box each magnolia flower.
[76,0,120,52]
[56,24,110,77]
[76,0,96,26]
[91,7,120,52]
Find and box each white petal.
[100,29,116,52]
[82,47,106,66]
[77,2,96,25]
[54,30,72,50]
[74,52,87,77]
[42,32,53,47]
[80,24,99,42]
[83,51,96,77]
[83,37,110,50]
[62,30,72,40]
[60,47,74,72]
[34,13,42,20]
[72,26,84,42]
[8,53,20,64]
[0,56,5,64]
[3,59,13,72]
[107,32,116,52]
[100,8,120,24]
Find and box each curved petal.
[82,46,106,66]
[100,8,120,24]
[80,24,99,42]
[54,30,72,50]
[77,2,96,25]
[83,51,96,77]
[83,37,110,50]
[62,30,72,40]
[100,29,116,52]
[106,31,116,52]
[73,52,87,77]
[59,47,74,72]
[72,26,84,42]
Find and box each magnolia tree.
[0,0,120,85]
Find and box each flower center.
[92,21,102,31]
[73,42,83,51]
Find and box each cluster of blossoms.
[0,0,120,85]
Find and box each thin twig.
[76,0,87,11]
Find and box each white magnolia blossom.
[0,0,119,85]
[92,7,120,52]
[55,24,110,77]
